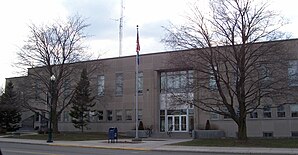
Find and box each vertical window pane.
[89,111,96,122]
[138,109,142,120]
[291,104,298,117]
[63,79,71,97]
[277,105,285,117]
[288,60,298,86]
[138,72,143,94]
[116,110,122,121]
[63,111,70,122]
[209,66,217,90]
[115,73,123,96]
[160,116,165,132]
[97,111,103,121]
[167,72,175,90]
[107,110,113,121]
[34,80,41,100]
[98,75,105,96]
[180,72,187,89]
[35,112,40,122]
[125,110,132,121]
[160,73,166,92]
[250,111,258,118]
[263,105,271,118]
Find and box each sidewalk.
[1,137,298,154]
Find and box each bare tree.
[163,0,290,140]
[16,15,92,133]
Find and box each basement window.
[291,132,298,137]
[263,132,273,138]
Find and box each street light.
[47,74,55,143]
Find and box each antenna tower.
[119,0,124,57]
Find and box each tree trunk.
[237,118,247,141]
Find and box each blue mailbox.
[108,127,118,143]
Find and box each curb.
[49,143,151,151]
[153,146,298,155]
[1,138,298,154]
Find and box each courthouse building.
[6,39,298,138]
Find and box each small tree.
[0,81,21,132]
[69,68,95,132]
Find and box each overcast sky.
[0,0,298,88]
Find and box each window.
[138,72,143,94]
[291,132,298,137]
[288,60,298,86]
[249,111,258,119]
[210,112,220,120]
[63,79,71,97]
[107,110,113,121]
[34,80,41,100]
[58,115,62,122]
[125,110,133,121]
[277,105,285,117]
[138,109,142,120]
[160,72,166,92]
[232,71,238,86]
[260,65,270,81]
[290,104,298,117]
[88,111,96,122]
[263,105,271,118]
[115,73,124,96]
[35,112,40,122]
[160,110,165,132]
[97,111,103,121]
[63,111,70,122]
[209,66,218,90]
[97,75,105,96]
[263,132,273,138]
[160,70,194,93]
[41,112,46,122]
[116,110,122,121]
[223,108,231,119]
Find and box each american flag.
[136,25,140,65]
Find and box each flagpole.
[135,25,140,140]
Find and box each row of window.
[208,60,298,89]
[44,109,143,123]
[263,131,298,138]
[211,104,298,120]
[97,72,143,96]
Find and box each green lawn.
[174,138,298,148]
[6,132,126,141]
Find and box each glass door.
[167,116,173,131]
[167,115,188,132]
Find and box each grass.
[174,138,298,148]
[6,132,127,141]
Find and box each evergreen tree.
[69,68,95,132]
[0,81,21,132]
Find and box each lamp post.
[47,74,55,143]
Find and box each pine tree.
[69,68,95,132]
[0,81,21,132]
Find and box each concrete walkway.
[0,137,298,154]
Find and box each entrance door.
[167,115,187,132]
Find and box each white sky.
[0,0,298,88]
